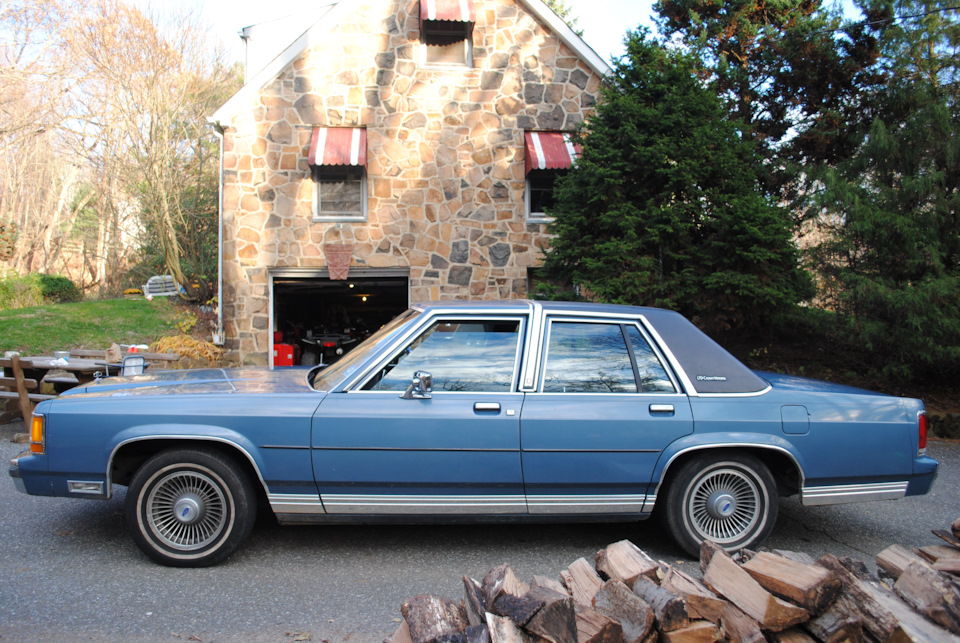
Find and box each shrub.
[0,272,43,310]
[38,274,82,303]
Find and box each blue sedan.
[9,301,938,566]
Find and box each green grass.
[0,298,181,354]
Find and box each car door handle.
[649,404,675,414]
[474,402,501,413]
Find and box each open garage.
[269,268,409,367]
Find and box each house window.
[422,20,472,66]
[524,131,580,221]
[526,169,562,220]
[419,0,475,67]
[308,127,367,221]
[313,166,366,221]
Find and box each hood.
[60,366,317,398]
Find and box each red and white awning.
[308,127,367,167]
[524,131,580,175]
[420,0,475,22]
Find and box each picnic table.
[1,350,180,424]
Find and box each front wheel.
[125,448,256,567]
[662,453,778,557]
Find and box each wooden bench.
[0,356,57,424]
[68,349,181,370]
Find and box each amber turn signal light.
[30,414,44,454]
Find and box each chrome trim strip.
[67,480,105,495]
[322,494,527,514]
[261,445,310,450]
[641,494,657,513]
[521,301,544,391]
[801,482,908,506]
[638,314,698,396]
[527,494,646,514]
[523,448,659,453]
[268,493,326,514]
[651,443,806,500]
[107,435,271,501]
[314,446,518,452]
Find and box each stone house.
[209,0,610,366]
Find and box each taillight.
[30,414,45,455]
[918,411,928,455]
[323,342,337,348]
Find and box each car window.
[626,325,677,393]
[362,319,521,392]
[542,322,637,393]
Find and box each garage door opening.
[271,273,409,367]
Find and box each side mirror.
[400,371,433,399]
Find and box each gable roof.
[209,0,612,128]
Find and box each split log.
[660,567,727,623]
[893,561,960,635]
[818,554,959,643]
[594,540,659,589]
[465,624,491,643]
[561,558,604,608]
[483,564,530,608]
[953,517,960,541]
[632,577,689,632]
[877,545,931,581]
[400,595,469,643]
[387,620,414,643]
[531,575,569,596]
[592,579,655,643]
[934,529,960,549]
[718,603,764,643]
[493,592,545,628]
[658,620,720,643]
[918,545,960,565]
[934,559,960,575]
[768,629,818,643]
[573,604,623,643]
[464,577,487,627]
[522,587,577,643]
[802,601,864,643]
[741,551,841,612]
[772,550,816,565]
[486,612,526,643]
[700,542,809,632]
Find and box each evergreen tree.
[809,0,960,377]
[540,31,812,333]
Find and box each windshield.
[310,309,420,390]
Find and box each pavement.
[0,418,956,642]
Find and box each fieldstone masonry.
[219,0,604,363]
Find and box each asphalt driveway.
[1,420,956,642]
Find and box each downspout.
[211,122,226,346]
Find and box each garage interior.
[271,272,409,366]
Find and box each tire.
[125,448,256,567]
[300,350,318,366]
[662,452,778,557]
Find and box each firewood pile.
[385,518,960,643]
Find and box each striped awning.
[420,0,475,22]
[308,128,366,167]
[524,131,580,175]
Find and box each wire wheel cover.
[687,466,762,544]
[145,469,228,551]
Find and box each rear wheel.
[125,448,256,567]
[662,452,778,557]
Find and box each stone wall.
[220,0,604,364]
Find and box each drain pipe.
[211,122,226,346]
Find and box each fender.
[106,424,270,499]
[645,432,807,511]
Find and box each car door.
[520,317,693,514]
[311,316,527,515]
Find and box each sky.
[195,0,658,67]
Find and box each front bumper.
[8,450,29,494]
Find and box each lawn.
[0,297,181,354]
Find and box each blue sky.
[196,0,657,65]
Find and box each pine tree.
[539,31,812,333]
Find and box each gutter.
[210,120,226,346]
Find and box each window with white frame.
[312,166,366,221]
